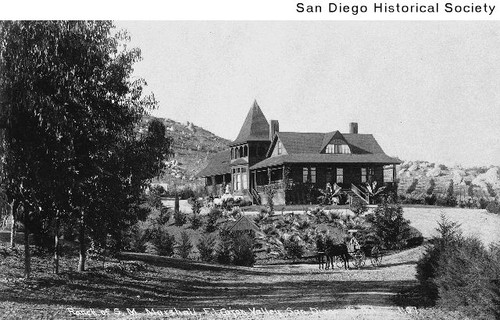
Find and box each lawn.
[402,206,500,245]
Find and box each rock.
[472,167,500,188]
[452,169,466,184]
[426,167,442,177]
[408,164,419,172]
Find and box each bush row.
[416,215,500,319]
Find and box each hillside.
[139,115,230,190]
[140,116,500,198]
[397,160,500,200]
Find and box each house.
[197,100,400,205]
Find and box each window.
[325,144,351,154]
[361,167,374,183]
[242,173,248,189]
[277,141,283,155]
[302,167,316,183]
[232,167,248,190]
[326,167,333,184]
[384,165,394,182]
[336,168,344,183]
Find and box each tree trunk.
[23,210,31,278]
[174,194,179,213]
[53,214,59,274]
[78,211,85,272]
[10,200,16,248]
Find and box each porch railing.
[350,183,369,204]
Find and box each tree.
[0,21,169,275]
[366,196,411,249]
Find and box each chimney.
[349,122,358,134]
[269,120,279,141]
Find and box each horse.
[315,236,326,269]
[324,237,350,270]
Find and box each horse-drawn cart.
[335,245,382,268]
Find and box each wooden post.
[267,168,271,185]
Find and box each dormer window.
[325,144,351,154]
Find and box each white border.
[1,0,499,20]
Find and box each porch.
[249,164,398,206]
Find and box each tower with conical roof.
[229,100,270,146]
[228,100,274,195]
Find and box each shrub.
[173,210,186,226]
[150,227,175,256]
[197,234,217,262]
[416,215,500,318]
[190,214,203,230]
[177,231,193,259]
[284,237,304,260]
[366,196,411,249]
[232,232,255,267]
[205,207,223,233]
[253,209,268,225]
[444,180,457,207]
[486,183,497,198]
[216,230,232,265]
[478,198,489,209]
[426,179,436,195]
[405,226,424,248]
[438,164,448,171]
[157,207,171,225]
[406,179,418,194]
[467,184,474,197]
[350,197,368,216]
[425,194,437,205]
[189,197,202,215]
[264,185,276,214]
[486,201,500,214]
[125,223,150,253]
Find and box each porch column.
[212,175,216,195]
[267,168,271,184]
[222,174,226,194]
[393,164,396,182]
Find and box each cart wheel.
[370,247,382,267]
[353,251,365,269]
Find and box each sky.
[115,21,500,167]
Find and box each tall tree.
[0,21,165,275]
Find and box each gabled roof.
[277,132,324,153]
[196,150,231,177]
[228,215,262,234]
[274,132,386,155]
[229,100,269,146]
[320,131,348,151]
